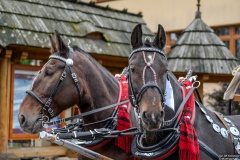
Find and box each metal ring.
[56,133,60,140]
[145,36,151,42]
[192,81,200,88]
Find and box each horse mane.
[72,45,117,82]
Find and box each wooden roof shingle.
[0,0,154,57]
[167,11,239,74]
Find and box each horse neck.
[75,54,119,129]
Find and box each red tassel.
[115,105,133,153]
[178,79,200,160]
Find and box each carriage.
[18,25,240,160]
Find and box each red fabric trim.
[86,75,127,151]
[115,74,133,153]
[178,79,200,160]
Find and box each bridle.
[128,47,167,113]
[128,47,189,128]
[26,44,81,122]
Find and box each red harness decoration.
[178,79,200,160]
[115,74,133,153]
[87,75,132,151]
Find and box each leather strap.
[199,139,219,160]
[213,111,234,142]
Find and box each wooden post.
[0,50,12,153]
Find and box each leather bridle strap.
[26,68,67,117]
[43,100,130,127]
[136,83,165,108]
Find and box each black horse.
[127,24,240,160]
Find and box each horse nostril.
[19,114,26,125]
[142,111,147,120]
[160,110,164,118]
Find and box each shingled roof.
[0,0,153,57]
[167,11,239,74]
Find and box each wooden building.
[0,0,153,158]
[167,4,239,99]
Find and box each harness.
[131,85,196,159]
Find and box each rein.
[44,100,129,127]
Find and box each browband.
[49,55,67,63]
[129,47,166,59]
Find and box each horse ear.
[153,24,166,50]
[131,24,143,49]
[55,30,68,57]
[49,35,57,54]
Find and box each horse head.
[128,24,169,131]
[18,31,85,133]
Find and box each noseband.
[26,45,81,119]
[128,47,167,112]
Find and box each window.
[213,25,240,60]
[214,28,230,36]
[236,27,240,34]
[236,40,240,60]
[166,31,182,54]
[223,41,230,49]
[170,33,181,41]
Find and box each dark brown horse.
[18,31,134,160]
[128,24,240,159]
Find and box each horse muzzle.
[18,113,43,134]
[141,110,165,131]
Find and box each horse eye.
[130,67,135,73]
[45,70,53,76]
